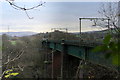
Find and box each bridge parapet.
[42,40,102,47]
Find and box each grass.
[10,41,16,46]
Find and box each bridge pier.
[61,40,80,79]
[48,40,81,79]
[52,51,61,78]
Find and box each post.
[108,18,111,33]
[65,28,68,40]
[51,50,54,79]
[79,18,82,35]
[78,18,84,78]
[61,52,63,80]
[60,40,65,79]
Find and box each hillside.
[0,31,37,37]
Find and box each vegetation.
[95,2,120,69]
[93,34,119,66]
[1,1,119,79]
[2,33,45,79]
[1,29,120,79]
[89,2,120,78]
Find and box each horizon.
[0,1,118,33]
[0,27,109,34]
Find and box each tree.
[5,0,45,19]
[1,34,46,79]
[98,2,120,33]
[1,34,25,79]
[1,0,46,79]
[93,2,120,67]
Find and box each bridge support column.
[61,53,68,79]
[60,41,64,79]
[60,40,68,79]
[51,50,54,79]
[61,51,63,79]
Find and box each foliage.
[93,34,119,66]
[2,34,45,78]
[10,41,16,46]
[4,69,19,78]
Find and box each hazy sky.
[0,0,119,33]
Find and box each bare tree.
[98,2,120,33]
[6,0,45,19]
[1,46,26,79]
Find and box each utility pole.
[7,25,10,40]
[79,18,82,35]
[77,17,110,78]
[79,17,110,35]
[8,26,9,35]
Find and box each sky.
[0,0,119,33]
